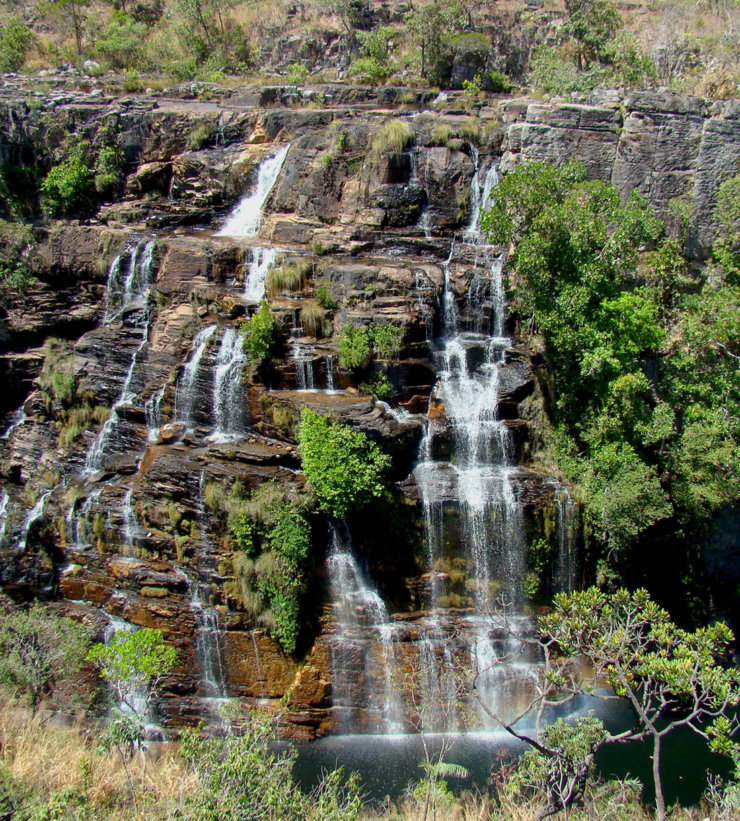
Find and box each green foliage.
[298,408,390,519]
[349,27,397,84]
[40,146,94,218]
[715,169,740,284]
[286,62,309,84]
[265,261,308,295]
[94,11,147,69]
[564,0,622,69]
[0,604,92,709]
[0,19,34,72]
[225,482,312,653]
[487,69,513,93]
[405,0,465,86]
[370,323,404,360]
[93,144,125,196]
[0,220,35,295]
[87,627,176,716]
[359,371,394,400]
[242,302,275,362]
[338,324,373,372]
[315,284,338,310]
[338,323,404,372]
[179,709,362,820]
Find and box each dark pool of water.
[293,697,732,808]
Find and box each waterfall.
[85,240,157,474]
[466,150,499,239]
[1,403,26,440]
[105,239,156,320]
[327,524,403,734]
[215,144,291,238]
[189,581,229,700]
[175,324,217,428]
[293,340,315,390]
[211,327,246,439]
[325,355,337,392]
[244,246,278,302]
[0,489,9,545]
[68,489,102,549]
[145,385,165,442]
[15,489,52,553]
[555,485,578,593]
[121,490,146,549]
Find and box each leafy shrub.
[370,323,404,360]
[488,69,513,93]
[529,44,612,95]
[94,12,147,70]
[242,302,276,361]
[338,324,372,371]
[315,284,338,310]
[0,603,92,709]
[40,147,94,218]
[0,20,33,73]
[93,144,125,195]
[371,119,413,158]
[298,408,391,518]
[359,372,394,400]
[286,63,309,83]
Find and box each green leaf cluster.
[226,482,312,654]
[484,160,740,560]
[0,19,34,72]
[337,322,404,372]
[242,301,276,361]
[298,408,391,519]
[0,603,92,709]
[40,146,94,218]
[179,709,362,820]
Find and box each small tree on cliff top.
[478,588,740,821]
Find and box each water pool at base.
[292,698,732,809]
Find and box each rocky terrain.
[0,78,738,739]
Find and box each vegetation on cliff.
[484,160,740,609]
[0,0,737,100]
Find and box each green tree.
[40,146,94,218]
[298,408,391,519]
[42,0,92,57]
[180,708,362,820]
[0,603,92,710]
[242,301,276,361]
[481,589,740,821]
[87,627,176,719]
[404,1,465,86]
[0,19,34,72]
[564,0,622,69]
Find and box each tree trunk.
[652,734,666,821]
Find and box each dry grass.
[0,698,194,820]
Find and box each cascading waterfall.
[15,489,52,553]
[145,385,166,442]
[1,403,26,440]
[121,490,146,549]
[325,355,337,391]
[189,581,230,701]
[327,524,403,734]
[0,489,9,545]
[175,325,217,428]
[554,485,578,593]
[85,240,157,473]
[211,327,246,438]
[215,144,291,238]
[293,340,315,390]
[244,246,278,302]
[68,489,102,550]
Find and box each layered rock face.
[0,82,737,739]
